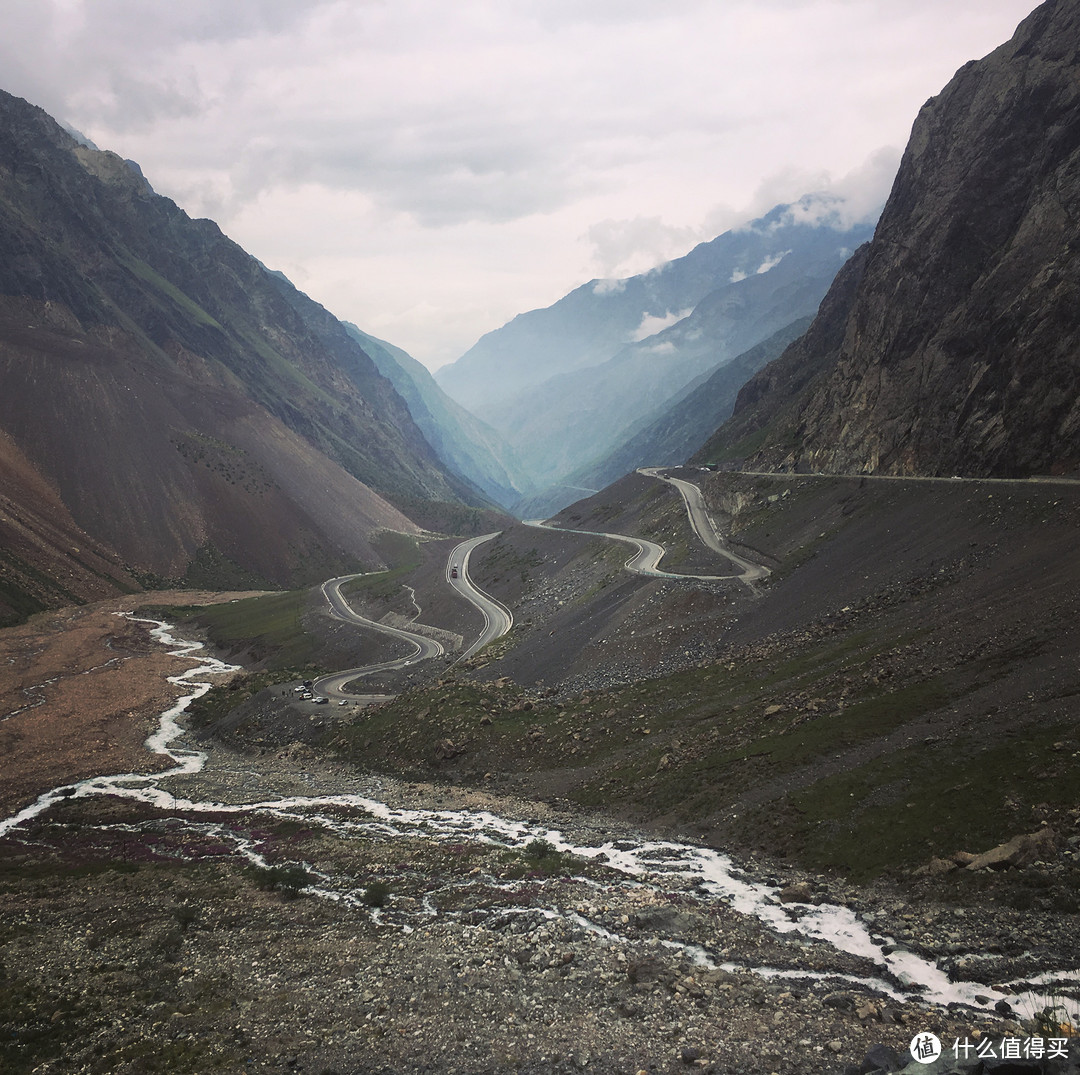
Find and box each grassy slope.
[327,473,1080,886]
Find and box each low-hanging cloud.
[630,308,694,342]
[586,216,700,279]
[0,0,1040,366]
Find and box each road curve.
[312,574,444,701]
[639,467,771,588]
[446,533,514,661]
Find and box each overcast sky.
[1,0,1040,369]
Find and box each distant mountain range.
[695,0,1080,480]
[436,198,876,508]
[0,89,499,624]
[342,324,532,507]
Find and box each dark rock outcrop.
[699,0,1080,479]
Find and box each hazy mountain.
[0,89,481,614]
[436,201,875,502]
[342,324,532,507]
[696,0,1080,479]
[574,316,812,490]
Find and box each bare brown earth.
[0,591,254,815]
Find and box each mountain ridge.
[0,89,486,618]
[696,0,1080,479]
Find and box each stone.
[778,882,813,904]
[965,828,1057,871]
[859,1042,903,1072]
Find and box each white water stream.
[3,617,1075,1019]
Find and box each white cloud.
[756,251,790,274]
[592,278,627,295]
[0,0,1042,367]
[585,216,700,279]
[630,308,694,343]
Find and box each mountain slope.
[437,201,874,498]
[577,316,813,489]
[0,89,478,598]
[437,198,872,415]
[698,0,1080,478]
[343,324,532,507]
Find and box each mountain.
[0,89,482,613]
[342,324,532,508]
[436,201,875,501]
[696,0,1080,479]
[573,316,813,491]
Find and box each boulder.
[859,1042,903,1073]
[913,856,957,877]
[964,828,1057,871]
[778,881,813,903]
[434,738,464,761]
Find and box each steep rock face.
[692,247,871,466]
[0,90,478,597]
[721,0,1080,477]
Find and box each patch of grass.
[183,589,321,668]
[118,253,223,330]
[765,722,1080,881]
[340,532,422,604]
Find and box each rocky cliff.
[698,0,1080,478]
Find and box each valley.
[2,3,1080,1072]
[2,468,1078,1075]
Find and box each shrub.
[363,881,391,908]
[523,838,557,860]
[248,863,312,899]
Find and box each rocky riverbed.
[2,609,1079,1075]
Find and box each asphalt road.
[446,533,514,661]
[311,533,513,698]
[639,467,771,587]
[525,471,770,585]
[311,574,444,701]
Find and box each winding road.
[445,533,514,661]
[525,466,769,589]
[313,532,512,698]
[312,574,445,701]
[639,466,771,588]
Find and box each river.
[2,616,1072,1023]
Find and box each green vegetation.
[177,590,319,668]
[362,880,392,907]
[247,863,314,899]
[340,531,422,604]
[768,721,1080,882]
[118,252,223,330]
